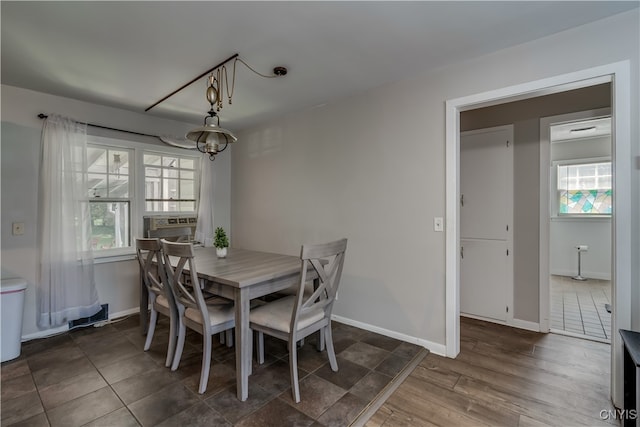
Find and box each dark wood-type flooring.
[366,317,616,426]
[1,314,422,426]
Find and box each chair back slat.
[136,238,167,297]
[161,240,208,323]
[291,238,347,332]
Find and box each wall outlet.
[434,217,444,232]
[12,222,24,236]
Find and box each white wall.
[1,85,232,339]
[231,10,639,352]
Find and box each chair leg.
[199,334,212,394]
[144,309,158,351]
[165,314,178,368]
[317,329,325,352]
[171,321,187,371]
[226,329,233,347]
[324,325,338,371]
[219,331,225,345]
[289,340,301,403]
[256,331,265,365]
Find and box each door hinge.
[460,194,464,207]
[506,249,509,256]
[506,224,509,232]
[506,306,509,313]
[506,140,510,147]
[461,246,464,259]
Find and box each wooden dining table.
[140,246,309,401]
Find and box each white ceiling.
[2,1,637,131]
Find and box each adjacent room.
[2,2,639,426]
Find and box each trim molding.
[332,315,447,357]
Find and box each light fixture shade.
[186,122,238,144]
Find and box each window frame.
[87,135,201,260]
[551,156,612,219]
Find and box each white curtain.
[195,157,215,246]
[37,115,101,328]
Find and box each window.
[88,146,132,251]
[87,137,201,256]
[144,153,197,212]
[557,161,612,215]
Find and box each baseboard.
[22,307,141,342]
[512,318,541,332]
[461,313,541,333]
[331,314,447,356]
[551,270,611,281]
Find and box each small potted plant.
[214,227,229,258]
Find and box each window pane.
[163,157,178,167]
[180,180,194,198]
[88,173,107,198]
[108,176,129,198]
[111,150,129,177]
[179,201,196,211]
[144,154,161,166]
[145,167,161,178]
[180,158,195,170]
[90,201,130,250]
[88,148,107,173]
[145,177,160,199]
[180,170,194,180]
[165,169,179,179]
[557,161,612,215]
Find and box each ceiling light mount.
[145,53,287,161]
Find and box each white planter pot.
[216,247,227,258]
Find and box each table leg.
[235,287,251,401]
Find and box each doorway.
[541,110,613,344]
[444,61,632,407]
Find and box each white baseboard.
[332,314,447,357]
[461,313,541,333]
[551,269,611,281]
[21,307,141,342]
[512,318,541,332]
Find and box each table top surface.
[188,247,302,288]
[620,329,640,366]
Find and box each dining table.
[140,246,312,401]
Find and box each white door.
[460,125,513,323]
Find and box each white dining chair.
[136,238,178,368]
[160,239,235,394]
[250,238,347,403]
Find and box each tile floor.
[1,314,423,427]
[550,274,612,342]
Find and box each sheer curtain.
[195,157,215,246]
[37,115,101,328]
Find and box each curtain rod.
[37,113,158,139]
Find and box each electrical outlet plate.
[12,222,24,235]
[434,217,444,232]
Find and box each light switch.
[12,222,25,236]
[434,217,444,232]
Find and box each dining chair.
[135,238,178,368]
[250,238,347,403]
[160,239,235,394]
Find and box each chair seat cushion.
[185,304,234,326]
[250,295,324,333]
[155,294,170,308]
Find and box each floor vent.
[68,304,109,329]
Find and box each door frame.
[538,107,612,334]
[444,61,631,407]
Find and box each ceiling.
[2,1,637,131]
